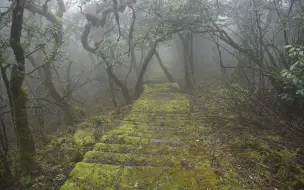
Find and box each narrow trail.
[61,83,219,189]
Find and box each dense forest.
[0,0,304,189]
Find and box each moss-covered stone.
[144,83,180,93]
[132,93,190,113]
[100,135,150,145]
[60,147,83,164]
[74,129,95,147]
[61,162,218,190]
[83,151,183,167]
[61,83,222,189]
[60,162,123,190]
[93,143,187,155]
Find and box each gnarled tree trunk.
[133,43,158,100]
[9,0,36,172]
[178,32,194,93]
[155,51,175,83]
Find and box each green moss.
[123,164,217,189]
[61,83,222,189]
[108,123,151,135]
[132,94,190,113]
[219,161,242,190]
[90,115,109,126]
[74,129,95,147]
[93,143,187,155]
[60,147,83,164]
[76,115,109,130]
[108,129,153,138]
[144,83,180,93]
[76,121,94,130]
[83,151,181,167]
[238,150,262,163]
[71,104,86,120]
[100,135,149,145]
[20,175,33,186]
[50,134,73,148]
[61,162,218,190]
[130,83,189,113]
[60,162,123,190]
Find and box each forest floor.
[18,82,303,189]
[191,81,304,189]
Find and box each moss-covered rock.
[73,129,95,147]
[61,162,218,190]
[61,83,223,189]
[144,83,180,93]
[60,147,83,164]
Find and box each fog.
[1,0,304,189]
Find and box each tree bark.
[133,43,158,100]
[178,33,193,93]
[155,51,175,83]
[26,1,77,124]
[107,71,118,107]
[80,1,136,104]
[106,66,132,104]
[130,44,139,75]
[9,0,36,172]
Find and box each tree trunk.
[155,51,175,83]
[106,66,132,105]
[133,43,157,100]
[9,0,36,172]
[66,61,76,102]
[189,32,194,78]
[0,115,13,187]
[130,43,139,76]
[107,71,118,107]
[178,33,193,93]
[43,60,73,123]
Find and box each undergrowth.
[191,80,304,189]
[12,106,131,190]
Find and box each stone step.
[93,143,191,155]
[61,162,218,190]
[107,127,153,137]
[61,83,222,190]
[107,127,184,140]
[100,135,183,146]
[83,151,185,167]
[100,135,150,145]
[83,151,210,169]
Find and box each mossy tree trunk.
[155,51,175,83]
[10,0,36,172]
[0,110,13,187]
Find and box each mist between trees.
[0,0,304,189]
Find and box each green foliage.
[0,13,11,51]
[136,0,212,45]
[96,39,124,67]
[280,45,304,102]
[44,21,63,41]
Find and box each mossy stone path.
[61,83,219,189]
